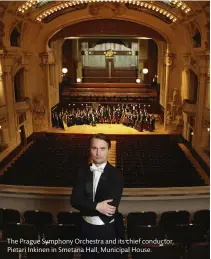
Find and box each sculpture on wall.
[88,3,125,17]
[165,52,174,66]
[165,110,173,131]
[166,105,184,134]
[173,88,179,103]
[32,96,45,115]
[176,111,184,133]
[175,112,184,134]
[32,95,48,131]
[39,52,49,65]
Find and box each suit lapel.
[84,164,93,200]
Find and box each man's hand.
[96,199,116,216]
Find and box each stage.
[47,121,167,135]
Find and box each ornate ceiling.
[14,0,201,24]
[0,1,209,50]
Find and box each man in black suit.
[71,133,124,259]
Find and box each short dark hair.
[88,133,111,149]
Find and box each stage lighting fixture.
[136,78,141,83]
[62,68,68,74]
[142,68,149,74]
[77,78,82,83]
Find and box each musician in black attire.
[51,104,156,132]
[71,133,124,259]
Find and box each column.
[75,39,82,81]
[48,46,60,107]
[1,120,9,147]
[37,52,52,130]
[156,41,166,107]
[137,40,141,79]
[51,39,64,85]
[192,64,207,150]
[0,64,5,106]
[139,40,148,82]
[72,40,78,82]
[164,52,173,130]
[201,127,210,150]
[2,63,18,146]
[22,53,32,98]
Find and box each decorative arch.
[49,19,166,42]
[10,21,22,47]
[9,4,184,54]
[192,27,201,48]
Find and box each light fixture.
[142,68,149,74]
[191,132,194,136]
[136,78,141,83]
[62,68,68,74]
[77,78,82,83]
[207,128,210,132]
[0,125,1,129]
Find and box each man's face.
[90,138,109,165]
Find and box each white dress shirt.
[83,161,114,225]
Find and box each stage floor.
[47,122,168,135]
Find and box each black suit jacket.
[70,162,124,225]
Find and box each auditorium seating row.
[0,208,209,232]
[116,136,205,187]
[0,137,89,187]
[0,135,206,188]
[0,208,209,259]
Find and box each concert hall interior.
[0,1,210,259]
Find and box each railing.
[0,184,209,197]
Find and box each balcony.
[182,99,197,115]
[15,98,31,112]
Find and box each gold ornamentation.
[88,3,126,18]
[165,52,175,66]
[104,49,116,58]
[39,52,49,65]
